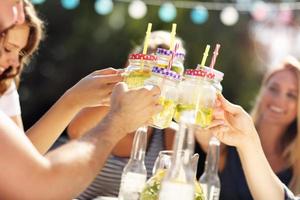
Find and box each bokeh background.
[21,0,300,137]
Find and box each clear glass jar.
[123,53,157,89]
[197,65,224,93]
[174,69,216,128]
[156,48,185,75]
[145,67,180,129]
[174,75,201,123]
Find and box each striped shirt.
[78,128,164,199]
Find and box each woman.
[0,0,43,129]
[67,30,186,199]
[0,0,123,154]
[209,94,299,200]
[196,56,300,199]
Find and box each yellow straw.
[169,23,177,51]
[142,23,152,54]
[140,23,152,70]
[200,45,210,67]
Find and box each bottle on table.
[199,136,221,200]
[118,126,148,200]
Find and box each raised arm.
[208,95,285,200]
[0,82,161,200]
[26,68,122,154]
[67,106,109,139]
[67,102,154,157]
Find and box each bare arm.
[68,108,153,157]
[68,108,175,157]
[209,95,284,200]
[0,112,120,200]
[237,135,284,200]
[10,114,24,130]
[26,68,122,154]
[67,106,109,139]
[26,91,81,154]
[0,82,161,200]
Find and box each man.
[0,1,161,199]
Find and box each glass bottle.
[199,136,221,200]
[118,126,148,200]
[158,120,195,200]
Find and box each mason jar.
[145,66,181,129]
[174,68,217,128]
[196,65,224,93]
[123,53,157,89]
[156,48,185,75]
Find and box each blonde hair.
[251,56,300,194]
[0,0,44,94]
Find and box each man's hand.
[108,82,162,135]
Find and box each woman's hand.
[66,68,123,109]
[208,94,259,149]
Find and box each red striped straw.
[209,44,221,69]
[167,43,179,71]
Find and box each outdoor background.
[20,0,300,134]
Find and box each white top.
[0,82,21,117]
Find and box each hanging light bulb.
[31,0,46,5]
[128,0,147,19]
[251,1,270,21]
[190,5,208,25]
[220,6,239,26]
[158,2,177,22]
[95,0,114,15]
[61,0,80,10]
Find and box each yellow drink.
[195,107,213,128]
[156,64,183,75]
[174,104,195,122]
[173,104,213,128]
[171,65,184,75]
[140,169,205,200]
[152,97,176,129]
[124,69,151,89]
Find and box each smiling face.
[0,24,29,76]
[259,69,298,127]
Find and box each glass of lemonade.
[196,65,224,93]
[123,53,157,89]
[174,68,217,128]
[156,48,185,75]
[145,66,180,129]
